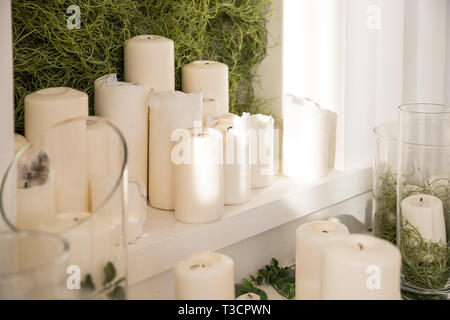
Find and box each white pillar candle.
[124,35,175,92]
[295,220,349,300]
[321,234,401,300]
[249,114,275,189]
[401,194,446,244]
[39,211,116,287]
[24,87,89,213]
[207,113,250,205]
[202,98,221,126]
[175,252,235,300]
[236,293,261,300]
[174,127,224,224]
[16,148,56,230]
[148,91,203,210]
[14,134,27,154]
[282,94,335,181]
[182,61,229,114]
[94,73,149,190]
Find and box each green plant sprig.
[12,0,273,134]
[238,258,295,300]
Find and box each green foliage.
[238,258,296,300]
[12,0,272,134]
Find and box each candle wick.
[227,126,233,132]
[358,243,364,250]
[419,197,424,207]
[190,264,200,269]
[322,230,328,233]
[24,181,28,189]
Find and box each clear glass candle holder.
[0,117,128,299]
[0,231,69,299]
[373,122,399,245]
[397,104,450,300]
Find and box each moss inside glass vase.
[12,0,273,134]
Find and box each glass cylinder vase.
[373,122,399,245]
[0,231,69,299]
[397,104,450,300]
[0,117,128,299]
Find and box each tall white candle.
[182,61,229,114]
[148,91,203,210]
[202,98,221,126]
[295,220,349,300]
[94,73,149,191]
[207,113,250,205]
[282,94,335,181]
[249,114,275,189]
[39,212,116,287]
[174,127,224,224]
[16,148,56,230]
[175,252,235,300]
[24,87,89,213]
[124,35,175,92]
[321,234,401,300]
[401,194,446,243]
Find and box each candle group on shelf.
[295,220,401,300]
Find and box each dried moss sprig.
[12,0,273,134]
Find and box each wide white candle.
[295,220,349,300]
[182,61,229,114]
[175,252,235,300]
[282,94,335,181]
[207,113,250,205]
[249,114,275,189]
[321,234,401,300]
[16,148,56,230]
[94,73,149,191]
[401,194,446,243]
[202,98,221,126]
[24,87,89,213]
[236,293,261,300]
[39,212,116,286]
[124,35,175,92]
[148,91,203,210]
[14,134,27,154]
[174,127,224,224]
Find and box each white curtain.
[284,0,450,170]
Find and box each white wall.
[0,0,15,230]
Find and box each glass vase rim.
[0,116,128,233]
[0,230,70,277]
[399,103,450,115]
[373,122,398,143]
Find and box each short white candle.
[202,98,221,126]
[282,94,335,181]
[182,61,229,114]
[174,128,224,224]
[94,74,149,192]
[207,113,250,205]
[295,220,349,300]
[321,234,401,300]
[401,194,446,243]
[124,35,175,92]
[148,91,203,210]
[236,293,261,300]
[249,114,275,189]
[39,212,116,286]
[175,252,235,300]
[24,87,89,213]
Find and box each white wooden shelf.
[127,167,372,286]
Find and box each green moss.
[12,0,272,134]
